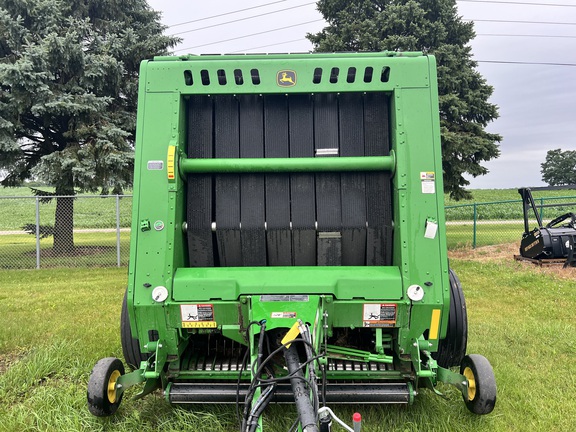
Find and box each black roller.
[167,382,411,404]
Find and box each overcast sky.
[147,0,576,190]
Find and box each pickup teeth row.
[181,353,392,372]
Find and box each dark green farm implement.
[88,52,496,431]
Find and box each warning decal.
[181,304,215,323]
[363,304,397,328]
[420,172,435,194]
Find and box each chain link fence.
[0,195,132,269]
[445,195,576,249]
[3,193,576,268]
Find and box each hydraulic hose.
[284,344,319,432]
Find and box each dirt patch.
[449,242,576,280]
[449,243,519,262]
[0,351,25,375]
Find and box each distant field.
[445,189,576,221]
[0,187,132,231]
[444,188,576,205]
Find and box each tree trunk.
[53,190,75,256]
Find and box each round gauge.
[407,284,425,302]
[152,286,169,303]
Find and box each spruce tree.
[308,0,501,199]
[0,0,178,254]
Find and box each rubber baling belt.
[339,93,367,266]
[288,94,316,266]
[186,96,214,267]
[264,94,292,266]
[364,93,393,266]
[239,95,266,266]
[214,96,242,266]
[314,93,342,266]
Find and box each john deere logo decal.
[277,70,296,87]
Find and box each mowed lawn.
[0,255,575,431]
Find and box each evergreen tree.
[308,0,501,199]
[541,149,576,186]
[0,0,178,254]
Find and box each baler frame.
[87,52,496,430]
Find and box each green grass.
[0,232,131,269]
[1,260,575,431]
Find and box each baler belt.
[339,93,367,266]
[365,93,393,266]
[239,95,266,266]
[288,95,316,266]
[264,95,292,266]
[214,96,242,266]
[186,93,392,267]
[314,93,342,266]
[186,96,214,267]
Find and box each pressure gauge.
[152,286,169,303]
[407,285,425,302]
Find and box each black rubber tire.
[434,268,468,367]
[121,290,148,370]
[87,357,125,417]
[460,354,497,415]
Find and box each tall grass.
[1,259,575,431]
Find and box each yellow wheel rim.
[463,367,477,401]
[107,370,121,403]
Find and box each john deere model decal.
[277,70,296,87]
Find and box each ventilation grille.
[183,66,391,87]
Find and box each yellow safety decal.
[167,145,176,180]
[281,321,301,349]
[429,309,442,340]
[182,321,217,329]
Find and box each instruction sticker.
[181,304,215,325]
[271,312,297,319]
[425,219,438,239]
[363,304,397,328]
[420,172,435,194]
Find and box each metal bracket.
[326,344,394,364]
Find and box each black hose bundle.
[238,321,323,432]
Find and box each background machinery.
[518,186,576,265]
[87,52,497,430]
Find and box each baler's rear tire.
[87,357,125,416]
[434,268,468,368]
[121,290,148,370]
[460,354,497,415]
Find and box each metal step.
[167,382,411,404]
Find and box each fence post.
[540,197,544,221]
[472,203,477,249]
[116,195,121,267]
[35,196,41,269]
